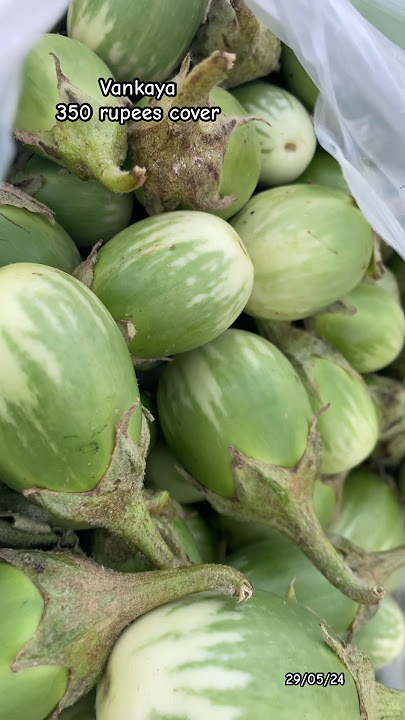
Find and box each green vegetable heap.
[1,1,405,718]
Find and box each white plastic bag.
[246,0,405,258]
[0,0,70,182]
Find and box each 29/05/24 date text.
[285,672,345,687]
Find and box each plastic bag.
[246,0,405,258]
[2,0,405,257]
[0,0,70,182]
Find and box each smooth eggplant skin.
[232,81,316,187]
[0,563,68,720]
[312,278,405,373]
[12,156,134,249]
[0,204,81,273]
[68,0,209,82]
[0,263,141,494]
[281,44,319,111]
[228,537,357,633]
[209,87,262,221]
[96,590,360,720]
[230,184,373,321]
[91,211,254,359]
[157,329,313,498]
[331,467,404,552]
[354,595,405,670]
[297,149,350,194]
[309,356,378,474]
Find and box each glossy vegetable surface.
[232,81,316,186]
[157,329,313,497]
[281,44,319,111]
[310,356,378,474]
[209,87,262,220]
[0,263,141,493]
[91,211,254,358]
[230,185,373,321]
[97,590,360,720]
[297,149,350,194]
[332,468,404,552]
[68,0,209,82]
[311,278,405,373]
[0,563,67,720]
[11,156,134,248]
[355,595,405,670]
[0,203,80,272]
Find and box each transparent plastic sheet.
[246,0,405,259]
[0,0,70,183]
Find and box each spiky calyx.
[190,0,281,89]
[322,625,405,719]
[15,55,145,193]
[0,548,252,716]
[129,51,258,215]
[177,416,384,606]
[24,404,191,569]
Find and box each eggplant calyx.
[177,414,384,606]
[0,548,252,717]
[322,624,405,720]
[23,405,188,569]
[15,54,145,194]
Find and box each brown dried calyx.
[129,51,257,216]
[190,0,281,89]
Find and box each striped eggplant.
[130,52,261,219]
[10,155,134,249]
[281,44,319,111]
[86,211,254,358]
[0,183,80,272]
[0,263,141,494]
[256,321,379,474]
[230,185,374,321]
[0,264,185,569]
[331,468,404,553]
[310,276,405,373]
[354,595,405,670]
[0,549,251,719]
[15,34,144,193]
[232,81,316,186]
[297,149,351,194]
[157,329,313,498]
[157,328,383,605]
[0,562,68,720]
[229,540,405,667]
[97,589,404,720]
[68,0,209,82]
